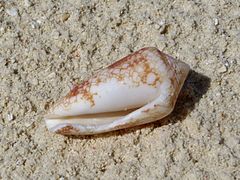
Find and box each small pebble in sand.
[224,60,230,68]
[218,65,227,73]
[0,26,5,34]
[154,24,160,29]
[158,20,167,34]
[159,25,168,34]
[24,120,34,128]
[52,30,60,39]
[159,20,165,26]
[62,13,70,22]
[24,0,32,7]
[209,101,214,106]
[31,20,40,29]
[214,18,219,26]
[7,113,14,121]
[47,72,56,79]
[6,8,18,17]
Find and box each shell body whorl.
[45,47,190,135]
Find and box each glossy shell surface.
[45,47,190,135]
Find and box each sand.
[0,0,239,179]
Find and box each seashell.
[45,47,190,135]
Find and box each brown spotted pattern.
[55,125,80,135]
[52,47,179,111]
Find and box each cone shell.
[45,47,190,135]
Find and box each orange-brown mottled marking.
[61,48,170,108]
[66,84,82,98]
[107,51,147,85]
[137,53,162,87]
[113,120,139,131]
[56,125,80,135]
[94,77,102,86]
[108,49,163,88]
[65,80,96,107]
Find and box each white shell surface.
[45,47,190,135]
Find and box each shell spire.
[45,47,190,135]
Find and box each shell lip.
[44,108,138,120]
[44,95,176,135]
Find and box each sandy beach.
[0,0,239,179]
